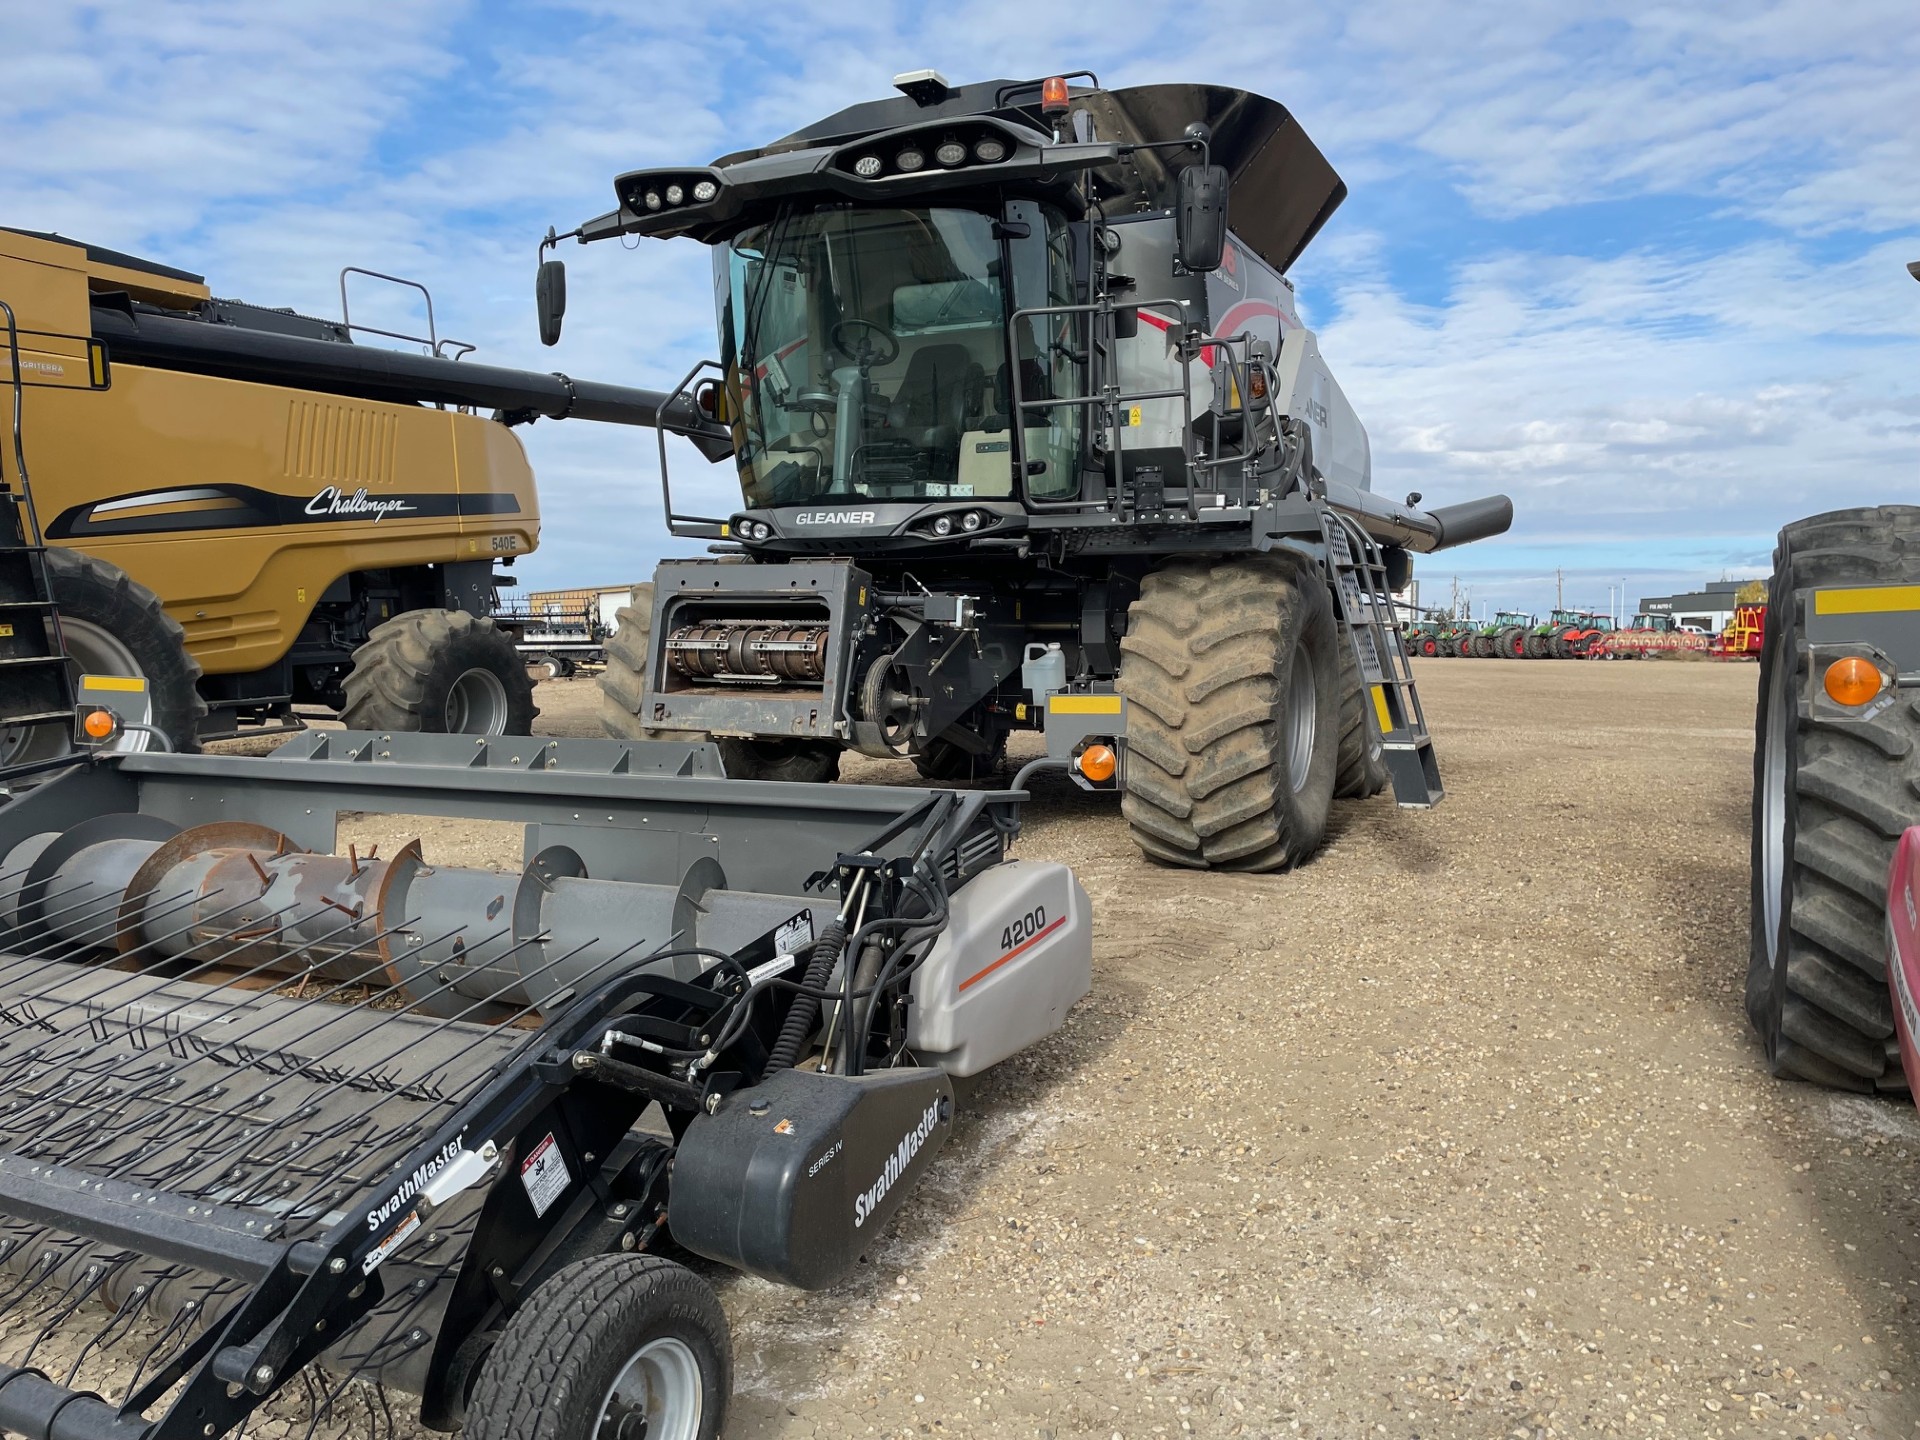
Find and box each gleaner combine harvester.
[546,71,1514,870]
[0,68,1512,1439]
[0,227,709,763]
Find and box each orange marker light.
[1077,743,1116,783]
[82,709,116,740]
[1040,76,1070,114]
[1824,656,1884,707]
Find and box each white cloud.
[6,0,1918,615]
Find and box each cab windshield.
[715,203,1082,507]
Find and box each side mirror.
[1111,305,1139,341]
[536,259,567,347]
[1175,164,1230,273]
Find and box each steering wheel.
[830,318,900,368]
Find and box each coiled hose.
[765,918,849,1071]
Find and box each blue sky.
[7,1,1918,617]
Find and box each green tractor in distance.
[1403,616,1446,658]
[1490,609,1536,659]
[1464,609,1532,658]
[1524,609,1581,657]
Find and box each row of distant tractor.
[1404,609,1716,660]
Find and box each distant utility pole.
[1556,568,1563,609]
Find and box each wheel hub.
[1759,631,1790,970]
[444,666,510,734]
[596,1336,703,1440]
[1285,648,1317,793]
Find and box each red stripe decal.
[958,915,1067,993]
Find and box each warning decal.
[520,1133,572,1218]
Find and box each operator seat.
[887,345,983,479]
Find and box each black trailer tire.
[1,547,206,761]
[466,1254,730,1440]
[1118,551,1340,870]
[914,728,1008,783]
[599,583,840,782]
[1747,507,1920,1093]
[716,737,841,783]
[1333,625,1389,800]
[340,609,536,735]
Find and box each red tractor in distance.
[1547,611,1616,658]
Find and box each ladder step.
[0,709,72,728]
[0,655,66,671]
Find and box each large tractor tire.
[0,548,206,765]
[1501,627,1529,659]
[1117,551,1339,871]
[1747,507,1920,1093]
[599,583,840,783]
[1334,625,1389,800]
[341,609,536,736]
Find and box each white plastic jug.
[1021,642,1066,702]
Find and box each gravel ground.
[40,658,1920,1438]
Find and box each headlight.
[935,140,967,167]
[692,179,718,202]
[643,191,662,211]
[896,148,926,173]
[665,184,685,205]
[853,154,882,178]
[961,510,983,532]
[932,515,953,537]
[973,137,1008,163]
[752,521,772,540]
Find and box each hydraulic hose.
[765,918,849,1072]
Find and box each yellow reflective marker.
[80,674,148,693]
[1370,684,1392,735]
[1814,586,1920,616]
[1048,694,1122,715]
[0,624,12,638]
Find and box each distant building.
[1635,579,1757,633]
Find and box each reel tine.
[4,910,435,1173]
[61,1265,165,1388]
[0,1244,67,1324]
[86,918,488,1194]
[18,1253,112,1369]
